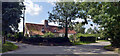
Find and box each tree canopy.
[48,2,88,38]
[2,2,24,35]
[2,2,24,43]
[76,2,120,47]
[74,23,85,34]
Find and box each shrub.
[7,32,23,41]
[79,36,96,42]
[69,35,74,42]
[23,37,70,44]
[31,35,43,38]
[43,32,55,38]
[23,37,43,44]
[43,37,69,43]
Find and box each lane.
[2,41,118,54]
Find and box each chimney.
[44,20,48,28]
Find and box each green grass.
[104,45,120,55]
[97,40,109,42]
[104,45,115,51]
[2,41,18,53]
[73,41,97,45]
[76,33,100,37]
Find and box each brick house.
[25,20,76,37]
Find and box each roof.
[25,23,76,35]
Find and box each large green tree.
[48,2,78,39]
[76,2,120,47]
[2,2,24,43]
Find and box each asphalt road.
[2,41,118,55]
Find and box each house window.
[54,29,56,32]
[41,28,44,32]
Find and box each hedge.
[22,37,70,44]
[79,36,96,42]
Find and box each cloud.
[48,2,56,6]
[24,0,43,16]
[47,0,61,6]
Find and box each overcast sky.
[18,0,100,32]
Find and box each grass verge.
[104,45,120,53]
[73,41,97,45]
[2,41,18,53]
[97,40,109,42]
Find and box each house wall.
[25,25,31,37]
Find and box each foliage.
[2,2,24,35]
[23,37,70,45]
[31,35,43,38]
[7,32,23,41]
[69,33,99,43]
[75,2,120,47]
[86,28,92,34]
[2,41,18,53]
[79,36,96,42]
[48,2,88,38]
[69,35,76,42]
[7,33,12,38]
[74,23,85,34]
[23,37,43,44]
[2,2,24,44]
[43,32,55,38]
[76,33,100,38]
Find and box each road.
[2,41,118,55]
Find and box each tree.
[48,2,78,39]
[2,2,24,43]
[74,23,85,34]
[86,28,92,34]
[76,2,120,47]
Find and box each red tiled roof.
[25,23,76,35]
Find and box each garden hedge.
[79,36,96,42]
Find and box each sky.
[18,0,100,32]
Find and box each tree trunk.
[65,17,70,42]
[65,17,68,38]
[3,36,6,44]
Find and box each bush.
[76,33,99,37]
[43,32,55,38]
[31,35,43,38]
[69,35,74,42]
[43,37,69,43]
[79,36,96,42]
[2,41,18,53]
[70,33,97,42]
[7,32,23,42]
[23,37,43,44]
[23,37,70,44]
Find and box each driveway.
[2,41,118,54]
